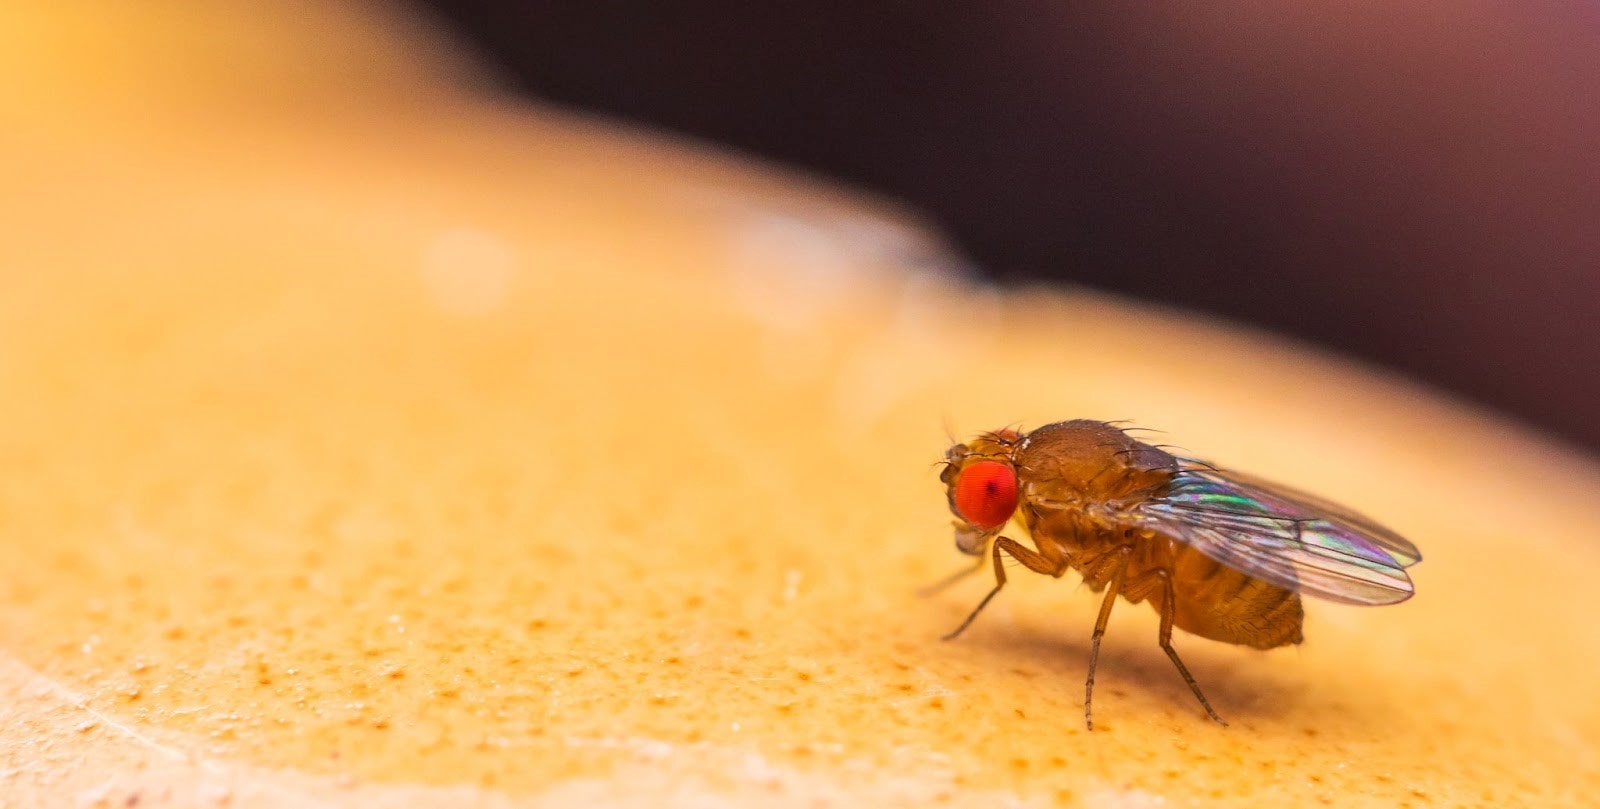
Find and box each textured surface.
[2,3,1599,807]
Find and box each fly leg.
[1153,570,1227,726]
[916,555,987,597]
[941,538,1065,641]
[1086,564,1227,728]
[1083,547,1133,731]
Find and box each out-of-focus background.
[5,2,1600,806]
[418,0,1600,449]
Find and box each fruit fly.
[935,419,1421,728]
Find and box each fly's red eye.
[954,461,1019,530]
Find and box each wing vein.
[1134,465,1419,606]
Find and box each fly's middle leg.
[1083,546,1134,730]
[1092,565,1228,727]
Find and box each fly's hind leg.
[1152,570,1227,726]
[1083,563,1226,729]
[941,538,1065,641]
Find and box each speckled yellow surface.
[3,4,1599,807]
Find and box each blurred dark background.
[416,1,1600,449]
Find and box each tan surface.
[3,3,1599,807]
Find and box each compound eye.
[953,461,1018,530]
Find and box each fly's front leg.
[941,537,1065,641]
[917,555,987,597]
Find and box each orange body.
[935,418,1412,727]
[1007,421,1304,650]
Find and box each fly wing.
[1130,462,1421,606]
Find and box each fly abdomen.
[1169,545,1304,649]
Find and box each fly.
[935,419,1421,729]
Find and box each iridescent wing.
[1129,461,1422,605]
